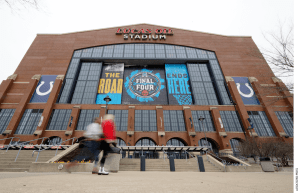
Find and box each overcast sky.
[0,0,294,84]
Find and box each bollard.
[169,155,175,172]
[140,155,145,171]
[197,156,205,172]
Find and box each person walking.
[65,117,103,173]
[97,114,117,175]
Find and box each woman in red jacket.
[97,114,117,175]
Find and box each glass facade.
[58,43,231,106]
[275,111,293,137]
[15,109,43,135]
[76,110,100,131]
[0,109,15,134]
[163,110,186,132]
[247,111,276,137]
[108,110,128,131]
[191,111,215,132]
[135,110,157,131]
[230,138,241,154]
[46,109,72,131]
[220,111,243,132]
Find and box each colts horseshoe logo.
[36,81,54,96]
[236,83,254,98]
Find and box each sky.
[0,0,294,84]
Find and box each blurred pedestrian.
[98,114,117,175]
[65,117,103,173]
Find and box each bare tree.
[2,0,42,12]
[248,21,294,92]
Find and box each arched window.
[135,138,156,146]
[117,138,126,146]
[230,138,241,154]
[198,138,219,154]
[166,138,186,146]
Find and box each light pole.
[103,96,111,114]
[198,116,209,150]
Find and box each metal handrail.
[33,137,78,162]
[206,152,226,172]
[0,137,21,152]
[14,137,48,162]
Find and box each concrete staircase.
[146,159,170,172]
[0,150,63,172]
[202,155,223,172]
[119,158,140,171]
[174,159,199,172]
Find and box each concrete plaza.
[0,171,293,193]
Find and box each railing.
[32,137,78,162]
[0,137,21,152]
[206,152,226,172]
[14,137,48,162]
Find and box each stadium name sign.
[116,28,173,40]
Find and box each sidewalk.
[0,171,293,193]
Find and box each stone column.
[64,106,81,145]
[2,75,41,144]
[272,77,293,108]
[33,75,64,139]
[226,76,258,138]
[126,106,135,146]
[183,106,196,146]
[250,77,289,140]
[210,107,232,153]
[156,106,165,146]
[0,74,17,104]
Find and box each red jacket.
[100,119,116,143]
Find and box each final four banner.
[232,77,260,105]
[122,67,168,105]
[165,64,193,105]
[30,75,57,103]
[96,63,124,104]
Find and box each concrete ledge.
[47,143,79,163]
[225,164,263,172]
[227,155,251,166]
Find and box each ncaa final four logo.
[124,69,165,103]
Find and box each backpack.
[84,123,103,140]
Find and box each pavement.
[0,171,294,193]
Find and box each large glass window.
[219,111,243,132]
[247,111,276,137]
[108,110,128,131]
[166,138,186,146]
[15,109,43,135]
[163,110,186,132]
[46,109,72,131]
[135,110,157,131]
[275,111,293,137]
[230,138,241,154]
[0,109,15,134]
[135,138,156,146]
[191,111,215,132]
[76,110,100,131]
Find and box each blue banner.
[30,75,57,103]
[232,77,260,105]
[122,68,168,105]
[96,63,124,104]
[165,64,192,105]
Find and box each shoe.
[98,167,109,175]
[92,167,98,174]
[101,167,109,175]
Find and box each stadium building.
[0,24,293,156]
